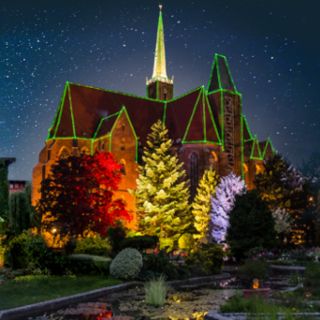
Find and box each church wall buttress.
[222,93,242,177]
[109,113,138,228]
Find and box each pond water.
[30,286,237,320]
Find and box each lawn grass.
[0,275,121,310]
[220,294,295,319]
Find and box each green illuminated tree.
[136,120,192,251]
[192,168,219,244]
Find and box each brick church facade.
[32,7,274,218]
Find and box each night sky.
[1,0,319,180]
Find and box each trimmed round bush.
[110,248,143,280]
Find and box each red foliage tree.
[37,152,131,238]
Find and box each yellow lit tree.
[192,168,219,244]
[136,120,192,251]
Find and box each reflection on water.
[31,287,236,320]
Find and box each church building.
[32,7,275,217]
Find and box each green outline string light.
[162,101,167,124]
[240,111,245,179]
[45,52,276,173]
[52,82,69,139]
[67,84,77,138]
[250,136,263,160]
[108,106,139,162]
[242,115,254,142]
[202,87,206,141]
[47,82,68,140]
[223,55,238,92]
[205,93,222,144]
[207,53,240,95]
[182,89,202,142]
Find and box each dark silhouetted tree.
[255,154,309,245]
[9,191,31,235]
[37,152,131,238]
[227,190,276,261]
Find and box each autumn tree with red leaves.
[37,152,131,238]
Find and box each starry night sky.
[1,0,319,180]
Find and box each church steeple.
[146,5,173,100]
[152,4,168,81]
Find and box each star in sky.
[0,0,319,179]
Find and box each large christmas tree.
[192,168,219,244]
[136,120,191,251]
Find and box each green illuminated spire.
[147,5,173,84]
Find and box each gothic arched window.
[189,152,199,198]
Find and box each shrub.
[220,295,289,314]
[140,251,180,280]
[74,235,111,257]
[69,254,112,275]
[238,259,269,287]
[186,243,224,275]
[107,224,126,255]
[4,230,70,274]
[0,240,4,268]
[42,249,70,275]
[289,248,314,263]
[64,238,76,255]
[227,190,276,261]
[5,230,47,270]
[120,235,158,251]
[109,248,142,280]
[304,263,320,296]
[145,276,167,307]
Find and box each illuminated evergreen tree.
[136,120,191,251]
[210,173,246,243]
[192,168,219,244]
[37,152,131,238]
[255,154,308,245]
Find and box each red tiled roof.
[48,81,270,155]
[50,83,221,145]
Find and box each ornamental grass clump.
[144,276,168,307]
